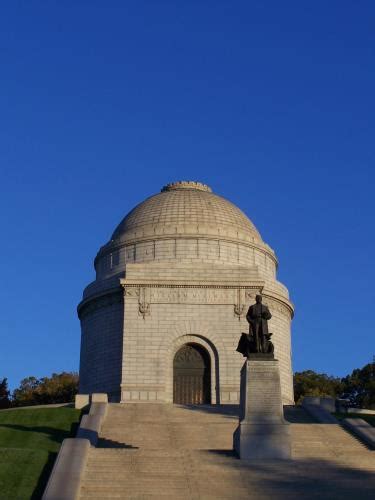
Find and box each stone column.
[233,358,291,459]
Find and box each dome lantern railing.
[161,181,212,192]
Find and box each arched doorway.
[173,343,211,404]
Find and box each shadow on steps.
[174,404,239,418]
[97,438,139,449]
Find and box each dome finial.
[161,181,212,193]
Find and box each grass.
[334,412,375,427]
[0,407,81,500]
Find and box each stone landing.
[78,403,375,499]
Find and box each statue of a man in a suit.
[246,295,272,353]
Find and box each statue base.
[233,358,291,460]
[247,353,274,360]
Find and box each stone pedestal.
[233,358,291,459]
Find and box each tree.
[12,376,41,407]
[12,372,79,407]
[340,363,375,409]
[35,372,79,404]
[0,378,11,409]
[293,370,343,404]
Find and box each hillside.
[0,406,81,499]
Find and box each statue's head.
[255,294,262,303]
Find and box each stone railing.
[302,396,375,448]
[42,393,108,500]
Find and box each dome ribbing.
[111,181,261,242]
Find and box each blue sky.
[1,1,374,390]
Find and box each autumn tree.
[12,372,79,407]
[12,376,40,406]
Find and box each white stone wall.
[119,291,293,405]
[79,294,124,401]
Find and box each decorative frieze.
[123,285,263,306]
[121,284,292,318]
[124,287,140,297]
[149,287,235,304]
[234,304,245,320]
[78,284,292,321]
[139,302,150,318]
[138,286,151,318]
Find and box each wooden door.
[173,344,211,404]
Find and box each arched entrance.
[173,343,211,404]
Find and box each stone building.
[78,181,294,405]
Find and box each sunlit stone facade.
[78,181,294,404]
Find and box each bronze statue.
[236,295,274,357]
[247,294,272,350]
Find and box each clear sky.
[1,1,374,390]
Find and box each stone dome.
[111,181,261,243]
[93,181,277,282]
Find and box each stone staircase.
[78,403,375,499]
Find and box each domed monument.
[78,181,294,404]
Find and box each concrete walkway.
[78,403,375,499]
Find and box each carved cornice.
[121,280,265,290]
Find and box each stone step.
[80,485,191,495]
[81,477,191,485]
[85,461,244,470]
[82,468,196,477]
[80,494,194,500]
[85,458,243,467]
[292,439,367,449]
[83,469,246,480]
[100,427,236,433]
[88,450,185,457]
[97,442,233,449]
[101,418,237,422]
[80,490,194,499]
[102,415,237,419]
[85,460,188,468]
[101,415,237,420]
[100,426,234,431]
[97,439,232,445]
[78,403,375,500]
[80,481,251,490]
[99,431,234,437]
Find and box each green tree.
[341,363,375,409]
[12,372,78,407]
[293,370,343,404]
[0,378,11,409]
